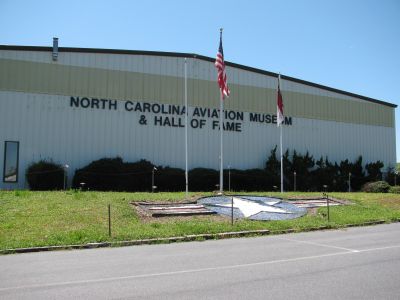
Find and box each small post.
[395,171,397,186]
[152,166,157,193]
[228,165,231,192]
[63,164,69,190]
[327,195,330,222]
[348,172,351,193]
[293,171,297,192]
[323,185,329,222]
[108,204,111,237]
[231,196,234,226]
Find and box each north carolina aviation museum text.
[70,96,293,132]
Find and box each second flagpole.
[219,91,224,193]
[277,73,284,193]
[219,28,224,195]
[184,58,189,199]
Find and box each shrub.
[155,167,185,191]
[389,186,400,194]
[361,181,390,193]
[228,169,267,191]
[73,157,154,191]
[385,167,397,186]
[189,168,219,191]
[26,160,64,190]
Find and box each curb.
[1,220,399,255]
[0,229,271,255]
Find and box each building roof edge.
[0,45,396,108]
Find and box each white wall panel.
[0,91,395,189]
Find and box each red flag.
[215,32,230,99]
[277,75,284,126]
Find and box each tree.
[350,156,366,191]
[312,156,337,191]
[265,146,280,190]
[365,161,384,182]
[290,150,314,191]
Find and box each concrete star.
[214,197,292,218]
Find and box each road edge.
[2,219,400,255]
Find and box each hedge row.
[72,158,184,192]
[70,151,395,192]
[71,159,266,192]
[264,147,396,192]
[25,148,397,191]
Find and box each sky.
[1,0,399,161]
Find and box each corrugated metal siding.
[0,91,396,189]
[0,49,396,189]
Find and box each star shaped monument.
[213,196,293,218]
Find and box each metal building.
[0,41,396,189]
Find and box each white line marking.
[357,245,400,252]
[1,244,399,293]
[276,237,360,252]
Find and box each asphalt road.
[1,223,399,299]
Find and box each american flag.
[277,74,284,126]
[215,33,230,99]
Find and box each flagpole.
[278,74,284,193]
[184,58,189,199]
[280,123,283,193]
[219,28,224,194]
[219,91,224,194]
[215,27,228,195]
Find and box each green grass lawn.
[0,190,399,251]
